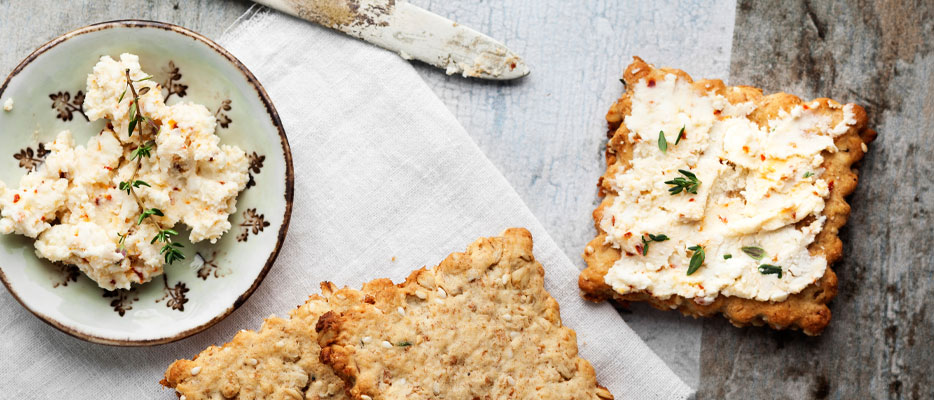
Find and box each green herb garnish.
[803,171,814,178]
[119,180,150,195]
[758,264,783,278]
[396,341,412,347]
[741,246,766,261]
[723,254,732,260]
[675,126,685,145]
[665,169,701,195]
[137,208,164,225]
[658,131,668,153]
[114,69,183,266]
[686,245,705,275]
[130,141,154,161]
[640,233,670,256]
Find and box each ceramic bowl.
[0,20,293,345]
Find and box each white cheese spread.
[602,73,857,303]
[0,54,248,290]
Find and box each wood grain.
[699,1,934,398]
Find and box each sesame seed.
[434,298,445,304]
[585,245,595,254]
[190,366,201,376]
[433,382,441,394]
[861,142,868,152]
[501,274,510,285]
[381,341,392,349]
[502,314,512,321]
[415,290,427,299]
[362,336,372,344]
[245,358,258,365]
[506,376,516,385]
[275,340,285,348]
[437,288,447,298]
[180,396,187,400]
[397,306,405,316]
[361,396,373,400]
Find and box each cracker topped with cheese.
[579,57,876,335]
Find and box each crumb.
[3,98,13,111]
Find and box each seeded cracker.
[579,57,876,335]
[162,297,348,399]
[316,228,612,399]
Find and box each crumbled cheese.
[2,98,12,111]
[0,54,248,290]
[602,73,858,302]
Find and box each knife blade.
[251,0,530,80]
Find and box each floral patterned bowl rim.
[0,20,293,346]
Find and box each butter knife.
[251,0,530,80]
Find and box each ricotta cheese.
[602,73,857,303]
[0,54,248,290]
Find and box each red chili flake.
[760,154,766,161]
[803,104,809,110]
[828,181,835,190]
[105,194,112,201]
[104,166,113,171]
[635,244,644,255]
[94,198,100,206]
[219,181,225,185]
[623,231,632,239]
[33,189,37,194]
[698,284,705,290]
[510,62,517,70]
[689,198,695,202]
[714,110,722,116]
[40,216,45,222]
[718,215,727,223]
[13,194,20,203]
[742,146,750,153]
[132,268,144,280]
[625,251,636,257]
[647,79,656,87]
[611,216,616,226]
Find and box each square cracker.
[315,228,613,399]
[578,57,876,335]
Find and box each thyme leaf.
[741,246,766,260]
[758,264,783,278]
[686,245,705,275]
[658,131,668,153]
[640,233,670,256]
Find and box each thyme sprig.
[665,169,701,195]
[114,69,184,266]
[640,233,669,256]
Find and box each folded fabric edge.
[217,8,693,399]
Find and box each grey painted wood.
[0,0,740,392]
[699,1,934,399]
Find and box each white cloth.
[0,8,691,399]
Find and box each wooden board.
[699,0,934,398]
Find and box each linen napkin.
[0,8,691,399]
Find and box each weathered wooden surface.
[699,1,934,399]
